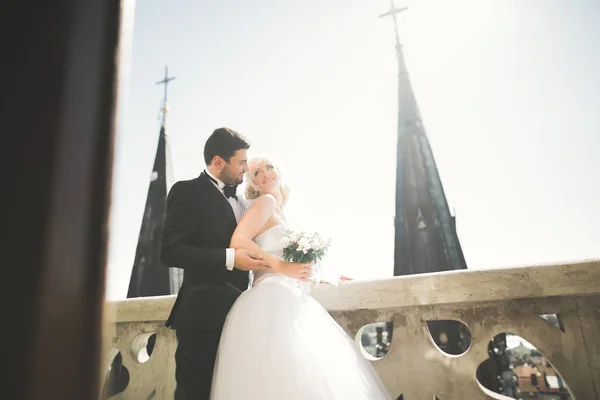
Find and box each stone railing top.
[105,259,600,323]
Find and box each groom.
[160,127,270,400]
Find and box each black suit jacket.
[160,172,248,331]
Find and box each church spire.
[380,3,467,275]
[156,65,176,128]
[127,66,182,298]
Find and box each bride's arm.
[230,195,279,267]
[231,195,312,279]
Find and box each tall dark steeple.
[380,2,467,276]
[127,66,183,297]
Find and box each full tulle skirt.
[210,276,391,400]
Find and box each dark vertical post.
[4,0,123,399]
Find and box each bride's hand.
[275,260,313,280]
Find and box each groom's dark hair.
[204,127,251,165]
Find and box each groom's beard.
[223,174,243,186]
[220,169,244,185]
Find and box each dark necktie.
[206,172,238,200]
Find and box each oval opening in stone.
[356,321,393,360]
[426,319,471,357]
[131,332,157,363]
[100,351,129,399]
[476,332,573,399]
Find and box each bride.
[210,157,391,400]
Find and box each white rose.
[310,237,323,250]
[297,238,311,253]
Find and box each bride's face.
[251,160,280,194]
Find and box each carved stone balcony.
[102,259,600,399]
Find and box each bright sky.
[106,0,600,300]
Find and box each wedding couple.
[160,127,390,399]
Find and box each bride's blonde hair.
[245,157,290,205]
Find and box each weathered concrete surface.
[103,322,176,400]
[106,259,600,322]
[103,259,600,400]
[312,259,600,311]
[331,295,600,399]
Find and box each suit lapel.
[197,172,237,225]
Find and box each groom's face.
[221,149,248,185]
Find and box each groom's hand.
[276,261,313,280]
[234,249,270,271]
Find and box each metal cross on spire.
[156,66,176,127]
[379,0,408,46]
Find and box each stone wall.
[103,259,600,399]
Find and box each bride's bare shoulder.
[247,194,276,213]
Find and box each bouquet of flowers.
[280,230,331,264]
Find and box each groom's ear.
[212,155,225,169]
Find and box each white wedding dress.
[210,225,391,400]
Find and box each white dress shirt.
[205,169,246,270]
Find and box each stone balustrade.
[102,259,600,399]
